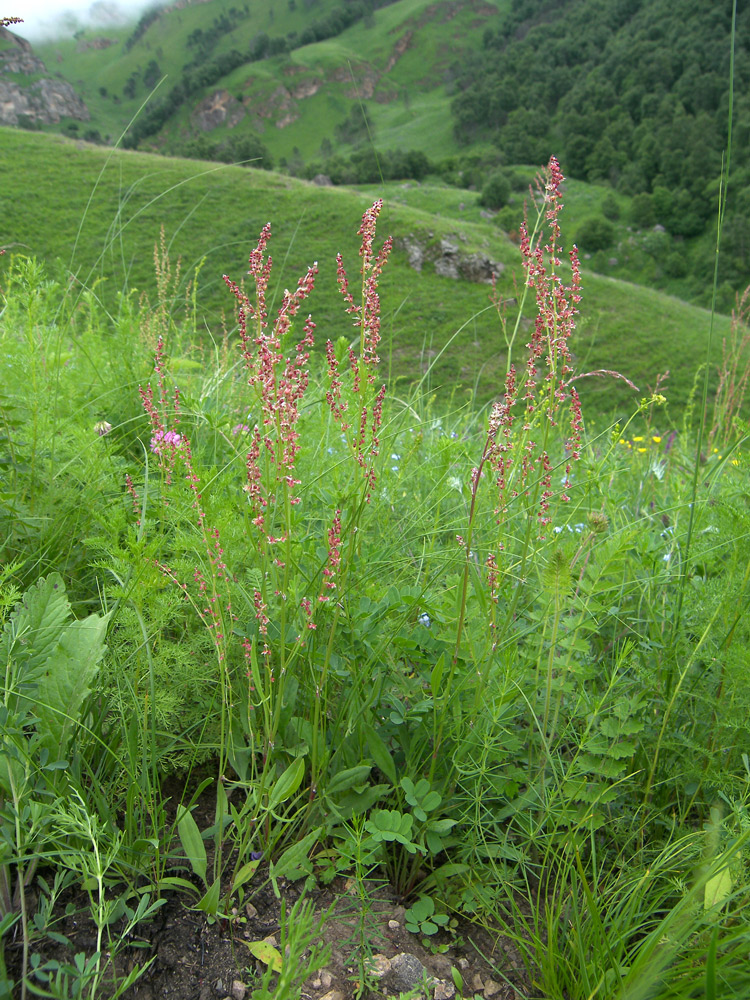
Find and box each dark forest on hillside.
[450,0,750,290]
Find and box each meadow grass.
[1,127,735,423]
[1,151,750,1000]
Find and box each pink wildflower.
[322,509,342,591]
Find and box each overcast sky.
[8,1,170,40]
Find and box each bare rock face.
[398,233,503,284]
[402,236,425,272]
[434,237,461,278]
[459,251,504,283]
[76,37,115,53]
[192,89,245,131]
[0,27,89,125]
[0,29,44,73]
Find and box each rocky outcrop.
[398,233,504,284]
[403,238,425,272]
[192,89,245,131]
[0,27,89,125]
[384,31,413,72]
[76,37,115,53]
[291,78,322,99]
[0,77,90,125]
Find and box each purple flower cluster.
[150,428,183,455]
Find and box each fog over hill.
[9,0,168,40]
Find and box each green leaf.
[704,865,732,913]
[242,939,282,972]
[1,574,108,754]
[324,782,389,823]
[157,876,200,895]
[430,653,445,699]
[195,876,221,917]
[0,912,20,936]
[34,610,110,756]
[406,897,434,922]
[176,805,207,884]
[421,790,441,813]
[365,810,420,852]
[362,723,397,786]
[401,777,416,800]
[426,829,446,854]
[269,827,321,896]
[369,809,413,839]
[326,764,372,796]
[0,573,71,684]
[268,756,306,810]
[233,859,261,890]
[426,818,457,835]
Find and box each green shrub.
[601,193,620,221]
[631,192,655,228]
[576,215,615,251]
[479,170,511,209]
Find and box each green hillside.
[30,0,504,165]
[0,127,730,424]
[14,0,743,316]
[451,0,750,303]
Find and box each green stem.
[9,767,28,1000]
[669,0,736,694]
[542,593,562,741]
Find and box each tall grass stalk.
[670,0,737,686]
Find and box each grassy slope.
[31,0,345,141]
[26,0,710,308]
[0,127,728,423]
[31,0,507,162]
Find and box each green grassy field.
[0,126,731,423]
